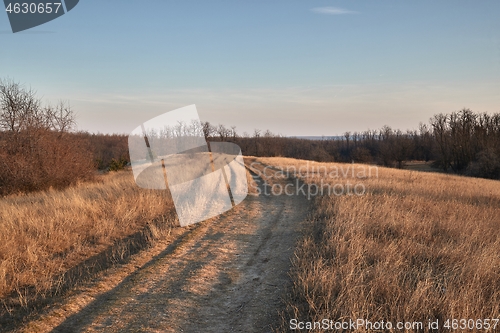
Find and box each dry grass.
[0,161,258,320]
[244,156,265,195]
[0,170,176,313]
[257,157,500,332]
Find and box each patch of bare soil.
[15,168,310,333]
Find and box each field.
[1,157,499,332]
[0,157,260,331]
[0,171,176,321]
[254,157,500,332]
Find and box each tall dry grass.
[257,157,500,332]
[0,161,258,321]
[0,170,176,313]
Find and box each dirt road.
[21,168,309,333]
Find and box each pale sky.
[1,0,499,136]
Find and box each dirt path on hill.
[18,165,310,333]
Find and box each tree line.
[203,108,500,180]
[1,79,499,196]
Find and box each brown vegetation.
[258,157,500,332]
[0,79,94,196]
[82,132,130,171]
[2,78,499,331]
[0,170,176,318]
[0,158,259,326]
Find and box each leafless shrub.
[0,79,94,195]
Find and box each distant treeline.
[1,79,499,196]
[54,109,500,181]
[205,109,500,180]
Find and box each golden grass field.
[2,156,499,332]
[255,157,500,332]
[0,171,176,312]
[0,155,256,320]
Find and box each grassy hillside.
[255,157,500,332]
[2,155,499,331]
[0,170,176,315]
[0,161,258,325]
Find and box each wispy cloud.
[310,7,358,15]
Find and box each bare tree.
[217,124,230,141]
[230,125,237,140]
[45,101,76,134]
[0,79,93,195]
[201,121,215,141]
[0,79,42,133]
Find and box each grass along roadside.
[0,170,176,322]
[256,157,500,332]
[0,162,260,328]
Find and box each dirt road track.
[20,169,310,333]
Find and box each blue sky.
[1,0,499,135]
